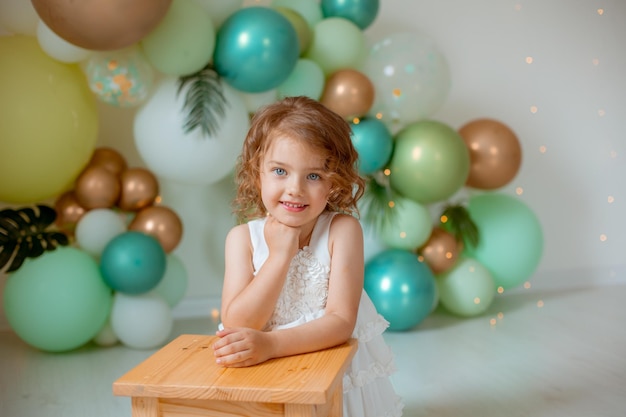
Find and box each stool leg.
[329,387,343,417]
[131,397,159,417]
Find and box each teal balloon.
[436,257,496,317]
[364,249,436,331]
[389,120,470,204]
[213,7,299,93]
[321,0,380,30]
[350,117,393,175]
[3,247,113,352]
[100,231,166,295]
[464,193,544,290]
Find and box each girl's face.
[260,135,332,230]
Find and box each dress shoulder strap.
[309,211,337,266]
[247,217,269,273]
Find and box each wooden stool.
[113,334,358,417]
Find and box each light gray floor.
[1,283,625,417]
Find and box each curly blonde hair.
[233,96,365,222]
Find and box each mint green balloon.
[277,58,325,100]
[380,195,432,250]
[153,254,188,308]
[304,17,366,75]
[3,247,113,352]
[389,120,470,204]
[436,257,495,317]
[464,193,544,290]
[141,0,216,76]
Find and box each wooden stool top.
[113,334,357,405]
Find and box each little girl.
[213,96,404,416]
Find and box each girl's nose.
[287,177,303,195]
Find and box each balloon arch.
[0,0,542,351]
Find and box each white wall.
[1,0,625,329]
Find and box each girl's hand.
[264,215,300,259]
[213,327,275,367]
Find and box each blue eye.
[307,173,320,181]
[273,168,286,176]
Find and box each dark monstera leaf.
[0,205,69,273]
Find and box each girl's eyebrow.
[266,160,326,171]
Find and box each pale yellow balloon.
[0,36,98,203]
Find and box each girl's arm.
[214,214,364,367]
[220,219,299,330]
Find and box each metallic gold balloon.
[118,168,159,212]
[88,147,127,176]
[418,227,462,274]
[320,69,375,119]
[54,190,87,231]
[459,118,522,190]
[74,165,121,209]
[128,205,183,253]
[31,0,172,51]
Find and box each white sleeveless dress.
[248,211,404,417]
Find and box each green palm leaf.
[440,203,479,247]
[0,205,69,273]
[177,63,228,138]
[360,172,399,233]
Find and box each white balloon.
[36,19,91,63]
[134,77,250,185]
[110,292,173,350]
[0,0,38,35]
[75,209,127,258]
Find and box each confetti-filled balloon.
[363,32,451,129]
[84,47,154,107]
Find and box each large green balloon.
[464,193,544,290]
[389,120,470,204]
[3,247,113,352]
